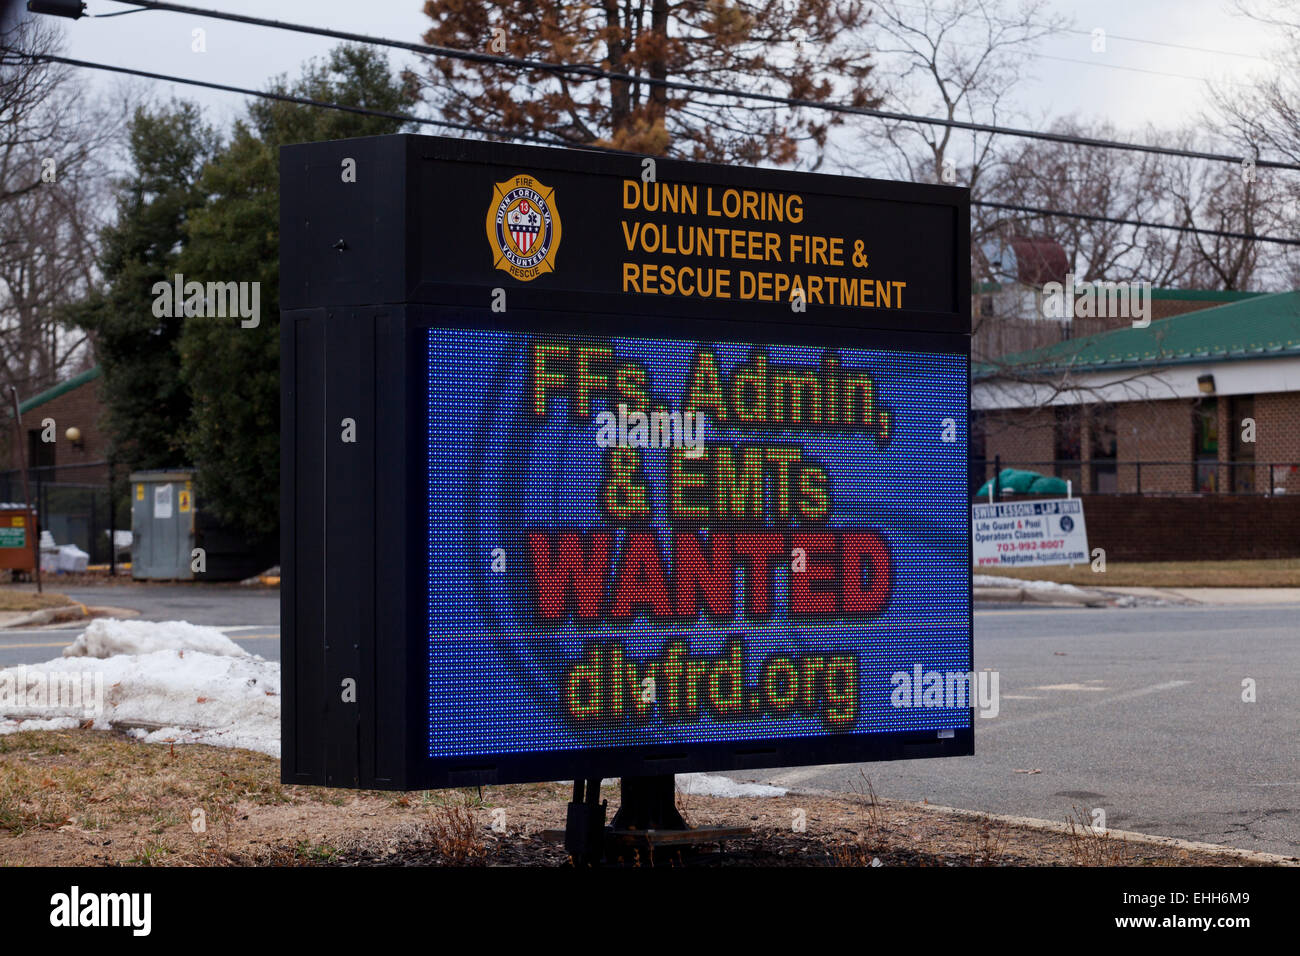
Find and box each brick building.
[0,366,115,562]
[973,291,1300,497]
[2,366,109,483]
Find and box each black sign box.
[280,134,971,789]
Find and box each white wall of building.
[974,356,1300,410]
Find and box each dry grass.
[426,797,487,865]
[0,589,75,612]
[1064,807,1133,866]
[0,729,570,867]
[0,730,1284,867]
[0,729,287,843]
[830,773,890,865]
[968,814,1011,866]
[982,558,1300,589]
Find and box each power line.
[975,200,1300,247]
[888,27,1235,85]
[883,0,1272,62]
[1062,29,1269,63]
[91,0,1300,172]
[1061,30,1269,63]
[906,33,1235,85]
[995,49,1216,84]
[0,49,621,152]
[8,49,1293,249]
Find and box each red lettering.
[841,532,890,616]
[673,532,733,618]
[790,532,838,616]
[732,532,785,616]
[530,532,611,620]
[611,532,674,619]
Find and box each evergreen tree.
[176,44,414,543]
[65,103,217,469]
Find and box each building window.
[1194,399,1218,493]
[1090,405,1118,493]
[1230,396,1255,493]
[969,411,987,497]
[27,428,55,470]
[1054,406,1082,491]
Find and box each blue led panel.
[424,327,970,759]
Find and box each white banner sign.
[154,483,173,520]
[972,498,1089,568]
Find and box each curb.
[3,603,89,628]
[973,586,1109,608]
[85,605,141,620]
[3,604,140,628]
[914,801,1300,866]
[787,787,1298,866]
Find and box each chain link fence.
[0,461,127,567]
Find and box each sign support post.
[7,386,41,593]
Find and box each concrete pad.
[1096,586,1199,604]
[1022,587,1108,607]
[974,585,1108,607]
[1164,587,1300,605]
[974,586,1024,603]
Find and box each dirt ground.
[0,729,1287,867]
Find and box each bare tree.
[1157,137,1289,291]
[1206,0,1300,288]
[0,14,61,204]
[0,15,121,395]
[1212,1,1300,164]
[982,120,1196,287]
[846,0,1065,189]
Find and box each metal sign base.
[555,774,752,866]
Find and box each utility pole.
[7,386,41,593]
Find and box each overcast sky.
[31,0,1289,159]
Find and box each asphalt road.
[749,603,1300,857]
[0,584,280,668]
[1,586,1296,855]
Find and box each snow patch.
[0,716,80,735]
[974,574,1090,596]
[1,620,279,756]
[676,773,787,798]
[63,618,255,660]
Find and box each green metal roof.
[16,366,102,414]
[974,291,1300,379]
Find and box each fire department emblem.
[485,175,562,281]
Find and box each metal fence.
[0,461,125,566]
[971,458,1300,497]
